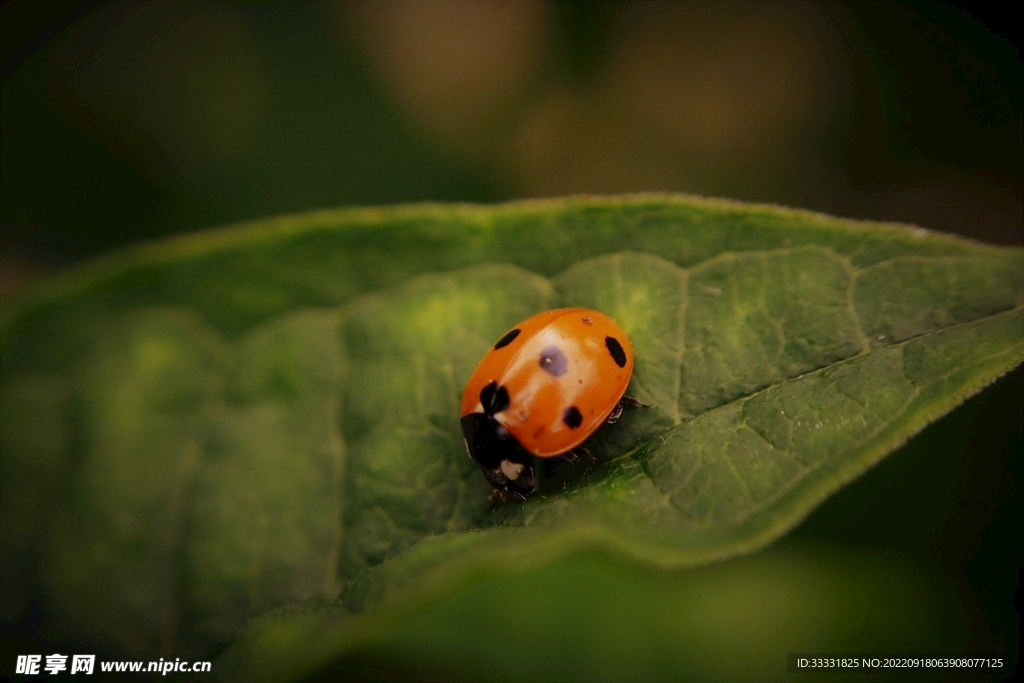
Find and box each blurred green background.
[2,1,1021,680]
[2,0,1021,284]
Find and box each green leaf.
[1,196,1021,679]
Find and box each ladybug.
[460,308,647,499]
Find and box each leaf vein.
[634,447,697,521]
[688,304,1023,418]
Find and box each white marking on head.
[500,459,525,480]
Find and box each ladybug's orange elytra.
[460,308,638,498]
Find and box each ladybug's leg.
[487,486,528,506]
[606,395,650,424]
[563,446,595,464]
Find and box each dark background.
[2,1,1021,286]
[2,1,1021,680]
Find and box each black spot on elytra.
[491,386,510,413]
[605,336,627,368]
[538,345,568,377]
[493,328,521,349]
[563,405,583,428]
[480,381,510,415]
[479,381,496,410]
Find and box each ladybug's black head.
[460,412,535,499]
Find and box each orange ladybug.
[460,308,647,499]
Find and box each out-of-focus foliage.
[1,1,1020,280]
[319,541,945,683]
